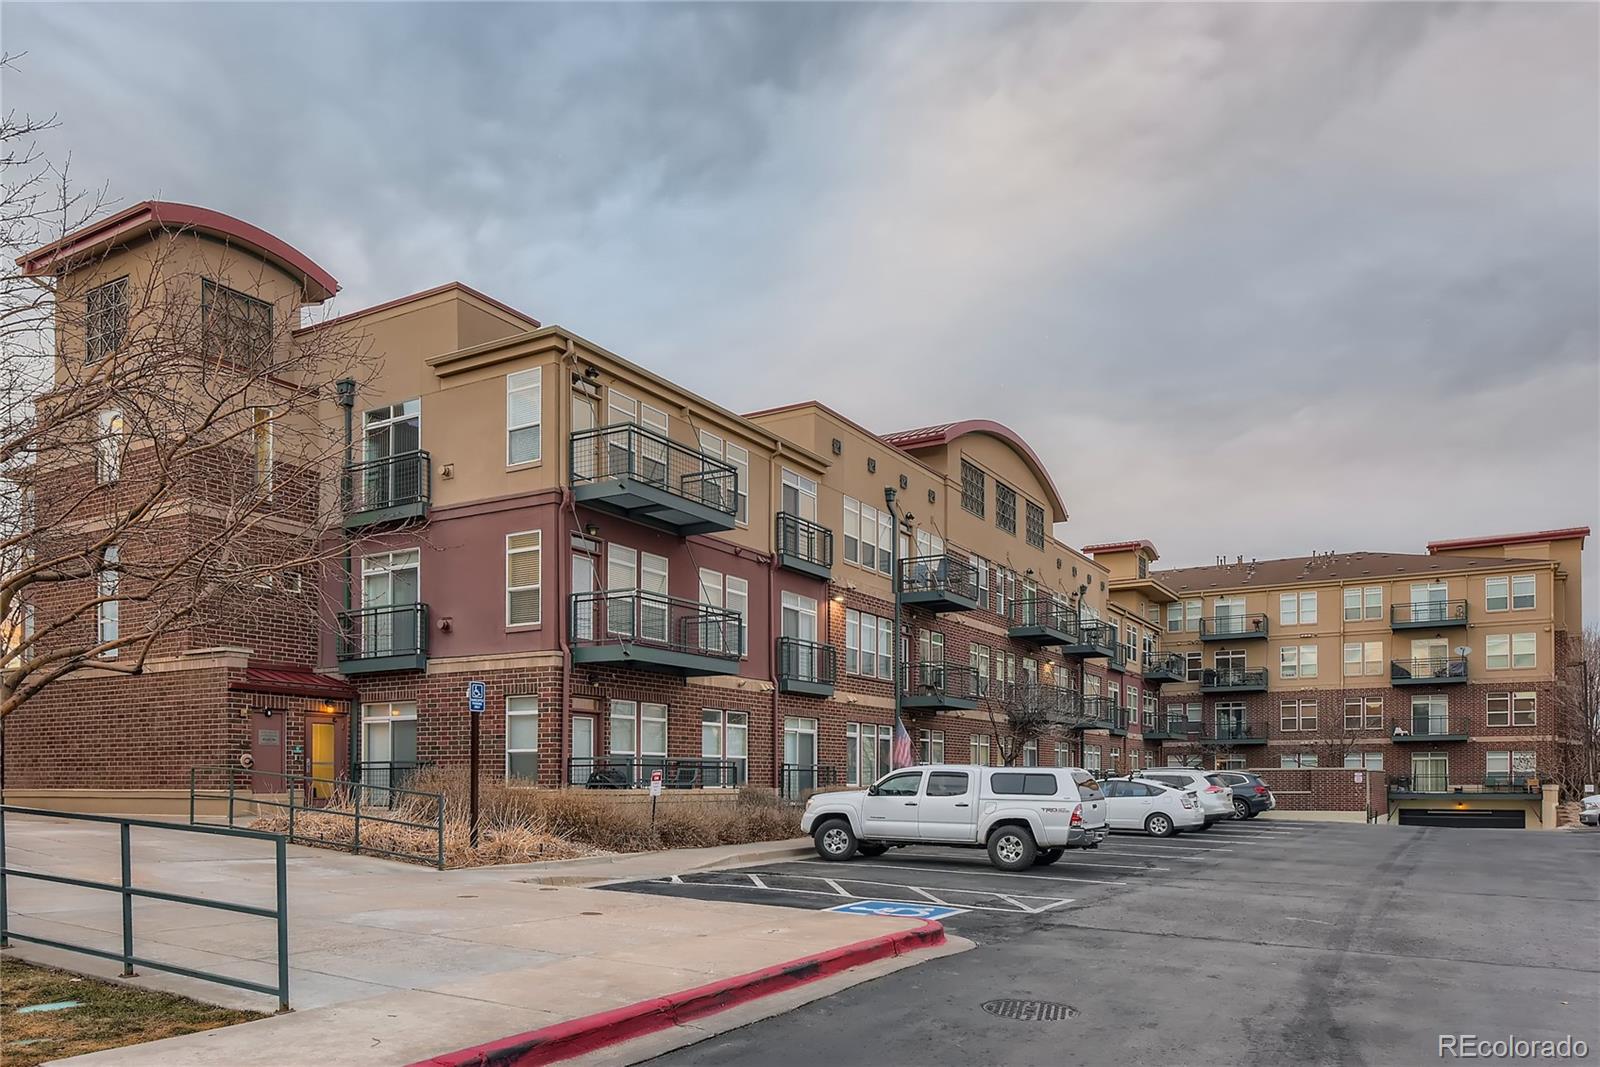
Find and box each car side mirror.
[866,785,880,797]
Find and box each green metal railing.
[188,766,447,870]
[0,805,289,1010]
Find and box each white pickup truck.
[801,764,1109,871]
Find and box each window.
[842,496,892,574]
[1166,602,1182,633]
[96,545,120,656]
[1344,586,1382,621]
[1344,697,1384,731]
[927,771,969,797]
[1511,575,1536,610]
[847,722,894,785]
[85,276,129,362]
[506,531,542,626]
[1184,652,1203,682]
[991,772,1059,796]
[1343,641,1383,677]
[1280,699,1317,732]
[1343,752,1384,771]
[781,469,819,522]
[252,408,274,491]
[362,701,418,770]
[1215,648,1246,673]
[960,459,985,517]
[995,482,1017,535]
[1083,745,1100,772]
[845,609,892,679]
[843,497,860,565]
[201,278,273,365]
[96,410,125,484]
[701,710,748,786]
[1486,634,1510,669]
[699,432,749,524]
[917,729,945,764]
[1183,599,1201,631]
[1512,633,1535,668]
[610,701,668,774]
[507,368,542,464]
[971,734,991,767]
[1485,577,1508,612]
[1022,740,1039,766]
[1279,644,1318,679]
[1025,501,1046,549]
[1487,691,1537,727]
[1279,753,1319,768]
[1279,592,1317,625]
[506,696,539,782]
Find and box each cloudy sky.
[6,2,1598,618]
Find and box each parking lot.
[608,821,1600,1066]
[601,818,1307,935]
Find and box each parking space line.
[1103,842,1232,853]
[801,859,1127,886]
[652,872,1074,915]
[748,873,770,889]
[822,877,849,896]
[906,885,951,905]
[882,856,1171,873]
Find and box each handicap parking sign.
[466,681,487,713]
[826,899,966,920]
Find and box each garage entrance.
[1397,808,1527,829]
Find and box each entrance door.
[307,721,336,802]
[571,714,596,785]
[362,551,420,655]
[782,717,818,799]
[1411,752,1448,793]
[249,710,284,793]
[573,555,596,641]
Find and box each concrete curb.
[406,920,947,1067]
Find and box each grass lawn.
[0,956,263,1066]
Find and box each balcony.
[569,590,741,677]
[1200,667,1269,693]
[1059,620,1118,660]
[1207,718,1269,746]
[1199,614,1269,641]
[901,662,979,712]
[1007,598,1076,645]
[1390,656,1468,686]
[1141,652,1186,684]
[336,603,429,675]
[898,554,981,614]
[776,637,837,698]
[570,423,738,535]
[996,682,1079,724]
[345,451,431,529]
[775,512,834,581]
[1388,714,1470,743]
[570,757,742,790]
[1141,715,1189,741]
[1391,600,1469,630]
[1070,697,1127,732]
[1389,774,1540,799]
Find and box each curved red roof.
[1083,539,1160,559]
[883,419,1069,522]
[19,200,339,302]
[1427,526,1590,553]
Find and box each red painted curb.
[409,920,946,1067]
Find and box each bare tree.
[987,680,1076,766]
[1557,624,1600,797]
[0,93,373,722]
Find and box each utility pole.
[335,379,357,781]
[884,487,905,767]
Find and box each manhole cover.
[982,999,1078,1022]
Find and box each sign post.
[649,768,664,824]
[467,681,487,849]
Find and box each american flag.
[891,717,915,769]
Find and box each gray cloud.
[5,1,1596,616]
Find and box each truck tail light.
[1070,804,1084,827]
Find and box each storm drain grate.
[982,999,1079,1022]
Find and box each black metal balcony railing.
[1481,772,1540,792]
[1143,715,1193,740]
[1210,717,1268,743]
[1391,599,1469,628]
[347,451,431,517]
[1390,657,1468,684]
[569,423,738,517]
[1200,667,1270,691]
[899,554,981,603]
[569,757,742,790]
[1142,652,1186,682]
[901,662,980,702]
[775,512,834,571]
[1009,598,1075,632]
[779,763,840,800]
[1069,696,1126,730]
[336,603,429,664]
[1388,714,1470,740]
[1199,614,1270,639]
[569,590,742,660]
[1389,774,1539,795]
[777,637,837,687]
[994,682,1078,721]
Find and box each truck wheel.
[987,827,1037,871]
[1145,813,1176,838]
[857,842,889,857]
[813,819,858,861]
[1034,848,1065,866]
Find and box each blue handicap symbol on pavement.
[826,899,965,920]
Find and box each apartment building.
[1110,528,1589,828]
[3,201,1587,825]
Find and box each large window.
[1280,699,1317,732]
[917,729,946,764]
[971,734,992,767]
[506,531,542,626]
[698,568,748,655]
[1485,750,1537,780]
[96,545,120,656]
[610,700,668,770]
[1343,752,1384,771]
[507,367,542,465]
[960,459,985,517]
[1344,586,1382,621]
[1344,697,1383,731]
[1025,501,1046,549]
[845,609,893,679]
[1343,641,1383,677]
[701,710,748,786]
[1279,644,1318,679]
[362,701,418,769]
[995,482,1017,535]
[85,276,129,362]
[843,496,893,574]
[201,279,273,365]
[1279,592,1317,625]
[1168,598,1201,632]
[1487,691,1536,727]
[506,696,539,782]
[846,722,893,785]
[699,432,749,524]
[1486,633,1536,669]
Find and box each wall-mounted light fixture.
[584,523,601,538]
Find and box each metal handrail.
[1199,613,1270,638]
[1,804,290,1010]
[1391,599,1468,626]
[1202,667,1269,689]
[1209,718,1267,742]
[902,661,980,701]
[569,422,738,516]
[569,589,742,659]
[1390,656,1468,681]
[776,512,834,568]
[336,603,430,662]
[1142,652,1186,677]
[188,765,446,869]
[779,763,839,800]
[569,757,742,789]
[1388,714,1469,738]
[777,637,837,686]
[346,450,431,513]
[898,553,980,601]
[1009,597,1075,631]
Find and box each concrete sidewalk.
[0,815,939,1066]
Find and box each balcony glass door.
[573,555,596,641]
[1411,752,1447,792]
[361,550,419,655]
[362,400,420,508]
[1410,583,1448,624]
[1411,694,1448,735]
[781,592,819,679]
[783,717,819,799]
[1213,596,1244,636]
[640,552,669,643]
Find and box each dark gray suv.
[1210,770,1276,819]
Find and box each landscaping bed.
[0,957,261,1067]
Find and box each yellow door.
[309,723,335,801]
